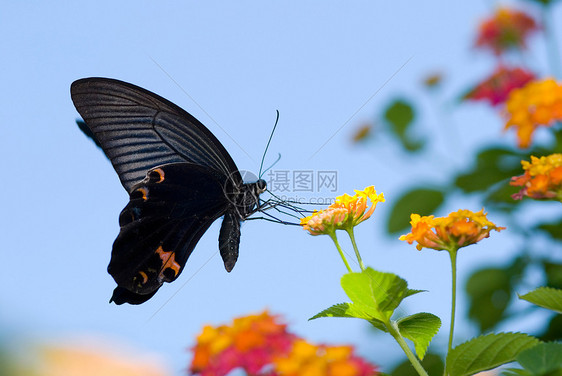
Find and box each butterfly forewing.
[70,78,242,192]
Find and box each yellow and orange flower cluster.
[274,339,376,376]
[300,186,385,236]
[190,311,377,376]
[190,311,294,376]
[511,153,562,201]
[504,78,562,148]
[464,65,535,106]
[475,7,538,55]
[399,209,505,252]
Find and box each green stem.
[388,321,429,376]
[328,232,353,273]
[346,228,365,271]
[444,248,458,376]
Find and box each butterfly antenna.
[259,110,280,178]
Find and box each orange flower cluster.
[300,186,385,235]
[464,66,534,106]
[475,7,538,54]
[189,311,377,376]
[274,339,376,376]
[190,311,294,376]
[399,209,505,252]
[511,153,562,200]
[504,78,562,148]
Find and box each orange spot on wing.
[156,245,181,277]
[153,168,165,183]
[139,271,148,284]
[137,187,148,201]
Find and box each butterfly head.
[256,178,267,194]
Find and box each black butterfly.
[71,78,267,305]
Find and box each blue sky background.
[1,1,561,374]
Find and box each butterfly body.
[70,78,265,305]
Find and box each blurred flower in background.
[352,123,373,143]
[475,7,538,54]
[5,337,170,376]
[504,78,562,148]
[511,153,562,200]
[189,311,378,376]
[463,65,535,106]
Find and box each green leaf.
[309,303,387,331]
[397,313,441,360]
[390,353,444,376]
[340,268,413,322]
[517,342,562,376]
[383,99,424,152]
[384,99,414,137]
[502,368,532,376]
[310,302,373,320]
[538,221,562,241]
[520,287,562,314]
[387,188,445,234]
[455,148,523,193]
[466,268,513,331]
[543,262,562,289]
[446,332,540,376]
[538,314,562,342]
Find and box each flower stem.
[346,228,365,271]
[328,232,353,273]
[388,321,429,376]
[444,248,458,376]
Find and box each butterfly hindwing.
[70,78,242,192]
[108,163,230,305]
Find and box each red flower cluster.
[464,66,535,106]
[475,7,538,54]
[189,311,377,376]
[190,311,295,376]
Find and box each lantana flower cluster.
[464,66,535,106]
[189,311,377,376]
[475,7,538,55]
[511,153,562,201]
[504,78,562,148]
[399,209,505,252]
[300,186,384,235]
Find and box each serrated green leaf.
[447,332,540,376]
[520,287,562,314]
[340,268,420,323]
[310,303,372,320]
[341,269,409,322]
[309,303,388,332]
[397,313,441,360]
[517,343,562,376]
[387,188,445,234]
